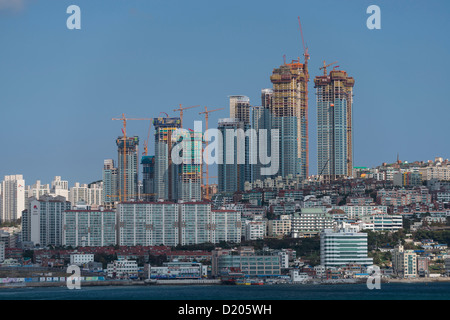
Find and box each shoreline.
[1,277,450,289]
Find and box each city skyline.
[1,0,449,185]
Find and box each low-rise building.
[147,262,207,279]
[70,253,95,266]
[212,248,281,277]
[291,208,334,238]
[106,259,139,279]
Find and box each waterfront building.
[392,244,417,278]
[212,248,281,277]
[320,228,373,268]
[106,259,138,279]
[147,261,207,279]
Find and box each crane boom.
[198,107,224,200]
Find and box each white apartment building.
[25,195,71,247]
[361,214,403,232]
[419,164,450,181]
[0,175,25,222]
[25,180,50,209]
[244,220,266,241]
[0,242,4,263]
[70,254,95,266]
[69,182,103,207]
[291,208,335,238]
[51,176,69,200]
[117,202,242,247]
[63,206,116,247]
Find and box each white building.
[291,208,335,238]
[290,269,310,283]
[63,206,116,247]
[147,262,207,279]
[320,229,373,268]
[69,182,103,207]
[0,242,4,263]
[117,202,241,247]
[0,175,25,222]
[107,259,138,279]
[70,253,95,266]
[244,220,266,241]
[25,195,71,247]
[331,205,388,220]
[50,176,69,200]
[25,180,50,209]
[361,214,403,232]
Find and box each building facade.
[315,69,355,182]
[116,137,139,202]
[320,229,373,268]
[0,175,25,222]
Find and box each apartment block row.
[21,196,241,248]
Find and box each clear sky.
[0,0,449,186]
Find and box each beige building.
[392,244,417,278]
[267,215,292,237]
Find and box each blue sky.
[0,0,449,185]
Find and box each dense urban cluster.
[1,58,450,286]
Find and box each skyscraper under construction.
[153,117,181,201]
[116,136,139,202]
[269,59,309,179]
[315,66,355,182]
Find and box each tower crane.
[173,104,200,128]
[319,60,338,76]
[112,113,152,202]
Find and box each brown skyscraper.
[269,59,309,179]
[315,66,355,181]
